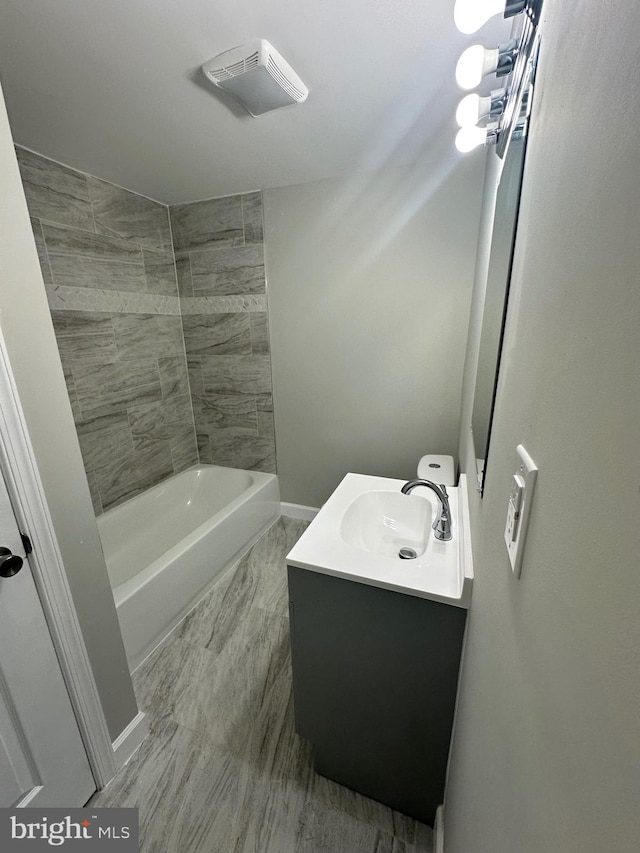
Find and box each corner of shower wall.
[15,146,199,514]
[168,190,277,475]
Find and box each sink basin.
[287,472,473,608]
[340,490,433,558]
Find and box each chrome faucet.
[401,479,452,541]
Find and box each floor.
[90,517,434,853]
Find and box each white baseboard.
[281,502,319,521]
[434,805,445,853]
[112,712,149,771]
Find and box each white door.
[0,464,96,807]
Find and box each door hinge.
[20,533,33,555]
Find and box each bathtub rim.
[100,463,279,608]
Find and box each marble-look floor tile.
[92,519,433,853]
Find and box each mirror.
[471,131,528,493]
[469,0,542,494]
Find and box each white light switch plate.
[504,444,538,577]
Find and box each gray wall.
[264,158,486,507]
[16,147,198,513]
[170,194,276,472]
[0,86,137,740]
[448,1,640,850]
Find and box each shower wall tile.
[171,190,275,474]
[169,426,199,474]
[189,245,265,296]
[18,147,277,508]
[241,191,264,244]
[159,356,191,400]
[200,354,273,396]
[30,218,54,286]
[99,443,175,511]
[88,177,173,252]
[191,393,257,433]
[143,250,179,296]
[112,313,185,360]
[16,147,95,231]
[42,221,144,264]
[78,422,135,473]
[257,410,275,441]
[249,312,270,354]
[48,253,148,293]
[72,360,163,416]
[174,254,193,297]
[55,328,119,366]
[170,196,244,253]
[181,313,252,356]
[16,147,198,514]
[199,429,275,473]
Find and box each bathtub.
[97,465,280,672]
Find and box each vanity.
[286,473,473,826]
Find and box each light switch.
[504,444,538,577]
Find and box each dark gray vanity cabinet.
[287,565,467,826]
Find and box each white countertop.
[286,472,473,608]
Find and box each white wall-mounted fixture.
[201,39,308,117]
[504,444,538,577]
[454,0,526,35]
[455,41,518,90]
[456,90,507,127]
[452,0,543,156]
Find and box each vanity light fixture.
[454,0,526,35]
[455,41,518,90]
[452,0,543,156]
[456,89,507,128]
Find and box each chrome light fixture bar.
[454,0,526,34]
[453,0,543,156]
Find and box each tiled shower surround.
[16,147,275,514]
[170,194,275,473]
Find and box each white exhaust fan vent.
[201,39,309,117]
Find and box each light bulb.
[456,91,505,127]
[455,126,488,154]
[455,45,499,90]
[454,0,507,34]
[456,94,482,127]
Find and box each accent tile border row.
[47,285,181,315]
[180,295,268,314]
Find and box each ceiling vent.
[201,39,309,117]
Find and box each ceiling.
[0,0,509,204]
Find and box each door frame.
[0,330,117,789]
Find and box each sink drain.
[398,547,417,560]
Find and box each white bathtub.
[98,465,280,672]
